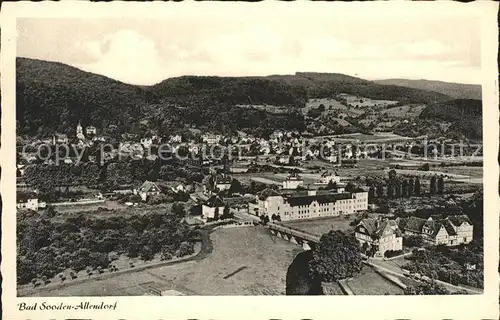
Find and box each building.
[171,183,186,193]
[354,218,403,257]
[137,180,161,201]
[282,173,304,190]
[398,215,473,246]
[202,134,222,144]
[17,193,46,211]
[214,174,232,191]
[318,171,341,185]
[86,126,97,135]
[202,195,225,220]
[53,133,68,144]
[170,135,182,143]
[76,122,85,140]
[252,188,368,221]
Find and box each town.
[17,114,484,296]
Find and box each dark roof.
[284,192,352,207]
[443,220,457,236]
[400,216,428,233]
[446,215,472,227]
[257,188,281,200]
[204,195,225,208]
[358,218,401,239]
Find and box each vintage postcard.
[1,1,499,320]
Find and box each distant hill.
[374,79,482,100]
[17,57,462,138]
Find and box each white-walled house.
[282,173,304,190]
[137,181,161,201]
[355,218,403,257]
[398,215,473,246]
[202,195,225,220]
[17,196,46,211]
[318,171,341,185]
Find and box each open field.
[344,265,404,295]
[280,216,355,237]
[27,226,301,296]
[50,200,128,214]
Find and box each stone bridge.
[267,222,320,251]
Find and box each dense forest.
[17,58,469,139]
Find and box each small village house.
[137,180,161,201]
[17,193,46,211]
[398,215,473,246]
[282,173,304,190]
[354,218,403,257]
[202,195,225,220]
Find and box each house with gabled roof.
[202,195,225,220]
[137,180,161,201]
[355,218,403,257]
[398,215,473,246]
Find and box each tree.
[408,178,414,197]
[437,175,445,194]
[403,235,425,247]
[376,183,384,198]
[414,177,421,196]
[402,179,409,197]
[430,175,437,195]
[213,207,220,221]
[368,186,375,202]
[388,169,397,180]
[309,230,363,282]
[404,281,450,295]
[326,180,338,190]
[395,181,402,198]
[229,179,243,195]
[387,182,394,198]
[172,202,185,217]
[345,182,356,193]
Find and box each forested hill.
[374,79,482,100]
[419,99,483,140]
[17,57,458,138]
[16,58,151,136]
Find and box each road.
[367,259,483,294]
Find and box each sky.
[17,8,483,86]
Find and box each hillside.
[17,58,463,138]
[374,79,482,100]
[16,58,150,136]
[394,99,482,140]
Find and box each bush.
[403,235,425,248]
[384,250,404,258]
[175,241,194,258]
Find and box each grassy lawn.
[345,265,404,295]
[27,226,301,296]
[281,216,354,237]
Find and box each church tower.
[76,122,85,140]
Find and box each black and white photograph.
[2,2,499,319]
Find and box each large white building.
[251,189,368,221]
